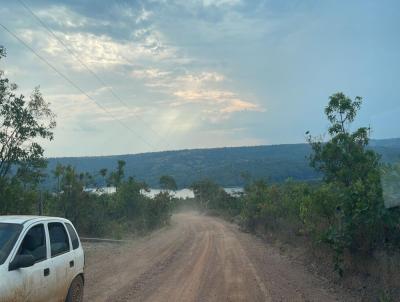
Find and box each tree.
[53,163,65,192]
[159,175,177,191]
[0,46,55,215]
[115,177,148,229]
[191,179,221,210]
[381,163,400,208]
[59,166,84,223]
[99,168,108,178]
[306,92,384,274]
[108,160,126,188]
[97,168,108,188]
[147,191,172,229]
[0,47,56,179]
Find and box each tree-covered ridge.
[44,138,400,189]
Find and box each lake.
[87,187,244,198]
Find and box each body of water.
[85,187,243,198]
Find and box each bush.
[46,164,174,237]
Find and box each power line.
[17,0,171,150]
[0,22,210,180]
[0,22,156,150]
[1,20,230,182]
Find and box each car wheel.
[66,276,84,302]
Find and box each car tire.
[66,275,84,302]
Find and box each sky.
[0,0,399,157]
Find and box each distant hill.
[43,138,400,189]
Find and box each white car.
[0,216,85,302]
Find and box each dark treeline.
[43,138,400,189]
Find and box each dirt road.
[83,212,348,302]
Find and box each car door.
[47,221,75,302]
[65,222,84,277]
[6,223,53,302]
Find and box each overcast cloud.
[0,0,399,156]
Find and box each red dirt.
[83,212,354,301]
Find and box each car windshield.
[0,223,23,265]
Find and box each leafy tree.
[79,171,94,187]
[53,163,65,192]
[99,168,108,178]
[108,160,126,187]
[306,92,385,274]
[147,191,173,229]
[0,46,55,214]
[116,177,146,218]
[381,162,400,208]
[99,168,108,186]
[59,166,85,224]
[48,164,110,235]
[0,47,56,179]
[191,179,221,210]
[190,179,240,216]
[240,180,270,231]
[159,175,177,191]
[0,177,38,214]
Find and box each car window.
[0,223,23,265]
[65,223,79,250]
[17,224,47,263]
[48,222,70,257]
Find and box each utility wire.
[0,22,209,181]
[17,0,171,150]
[1,19,229,182]
[0,22,156,150]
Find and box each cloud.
[119,5,153,24]
[201,0,242,7]
[7,1,264,142]
[13,3,260,123]
[173,89,234,101]
[45,88,143,124]
[136,8,153,23]
[173,88,263,122]
[155,0,242,8]
[17,27,178,71]
[35,5,89,29]
[129,67,263,121]
[131,68,171,79]
[3,66,29,78]
[175,72,225,85]
[131,69,225,89]
[171,72,264,121]
[16,3,180,71]
[220,98,262,113]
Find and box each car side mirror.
[9,255,35,271]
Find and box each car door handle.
[44,268,50,277]
[69,260,74,268]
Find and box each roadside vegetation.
[45,162,174,237]
[189,93,400,299]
